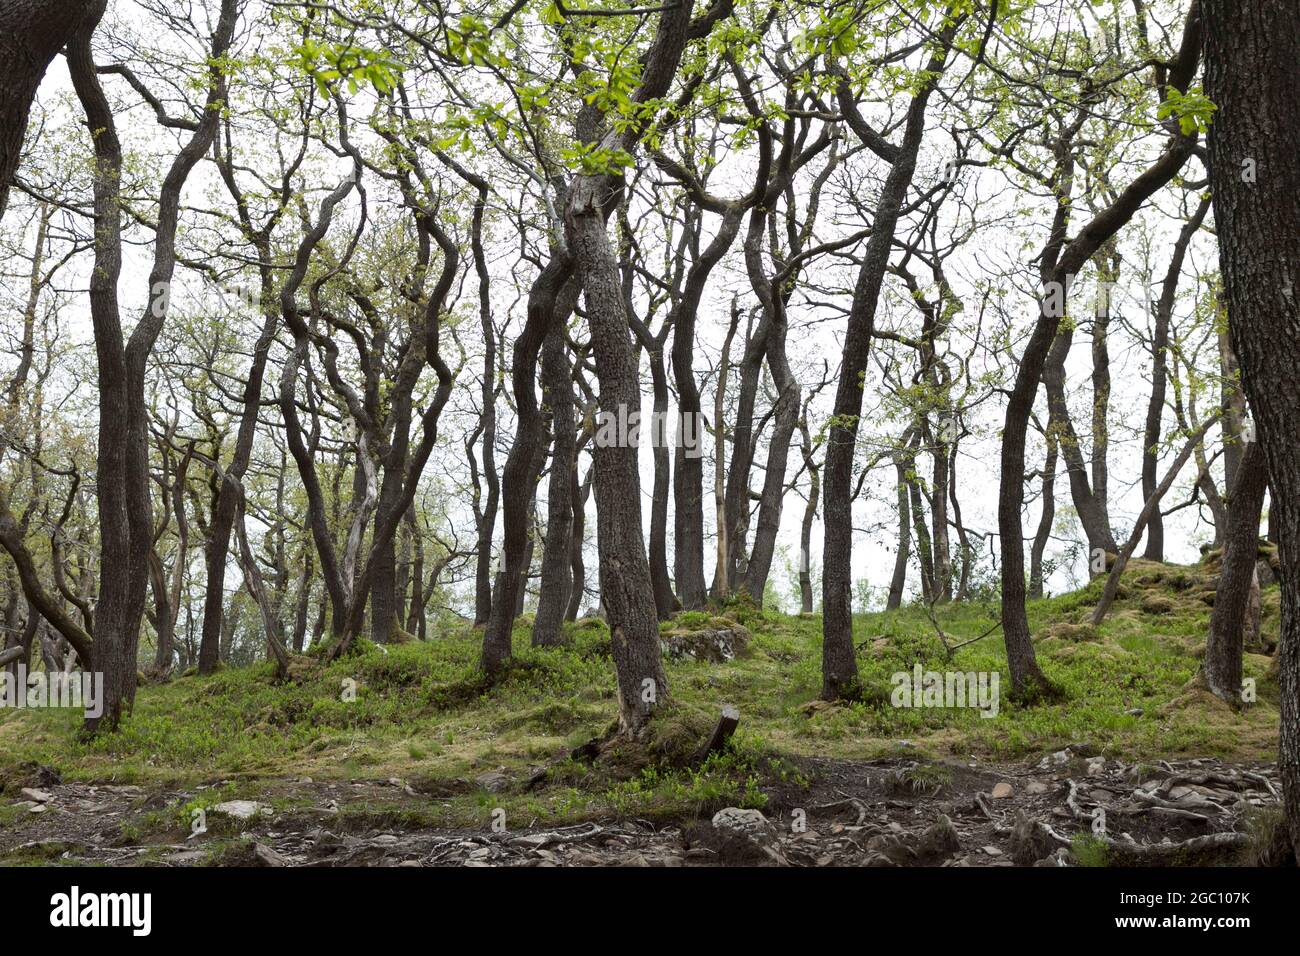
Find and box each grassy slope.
[0,559,1281,829]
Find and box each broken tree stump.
[695,704,740,764]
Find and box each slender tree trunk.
[1205,441,1269,703]
[886,455,912,611]
[822,31,954,699]
[672,211,742,609]
[1144,197,1210,560]
[797,418,820,614]
[565,466,592,621]
[532,326,577,646]
[1029,424,1058,600]
[481,259,577,673]
[1042,326,1117,557]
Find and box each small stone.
[1085,756,1106,777]
[211,800,270,821]
[991,782,1014,799]
[475,771,509,793]
[711,807,776,846]
[29,803,48,814]
[1025,780,1050,795]
[20,788,53,803]
[254,843,290,867]
[981,845,1003,856]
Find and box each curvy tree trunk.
[1205,441,1268,703]
[532,327,577,646]
[1143,197,1210,560]
[0,0,98,216]
[999,1,1200,697]
[567,173,671,733]
[671,211,743,609]
[480,259,577,673]
[633,329,679,618]
[821,29,955,699]
[70,0,237,731]
[797,417,820,614]
[721,313,765,592]
[1042,326,1117,557]
[709,303,741,600]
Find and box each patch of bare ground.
[0,752,1281,867]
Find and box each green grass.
[0,562,1281,828]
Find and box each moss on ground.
[0,560,1281,825]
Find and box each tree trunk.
[0,0,98,216]
[1042,325,1117,557]
[1143,196,1210,560]
[565,466,592,621]
[1205,441,1268,703]
[1200,0,1300,862]
[821,30,955,699]
[566,172,671,733]
[480,258,577,673]
[1029,424,1058,600]
[672,210,743,609]
[886,454,912,611]
[533,326,576,647]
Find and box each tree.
[1200,0,1300,861]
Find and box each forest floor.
[0,558,1286,867]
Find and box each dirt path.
[1,751,1278,866]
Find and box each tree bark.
[0,0,99,216]
[821,28,956,699]
[1200,0,1300,862]
[1205,441,1268,703]
[532,325,576,647]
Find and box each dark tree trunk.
[721,313,765,592]
[671,210,743,609]
[631,325,679,619]
[1143,197,1210,560]
[1200,0,1300,862]
[565,466,593,621]
[999,0,1200,697]
[821,29,955,699]
[532,326,576,646]
[567,172,671,733]
[886,454,912,611]
[1205,441,1268,703]
[1042,325,1117,557]
[797,416,820,614]
[0,0,98,216]
[70,0,237,731]
[1029,423,1058,600]
[481,256,577,673]
[468,183,499,627]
